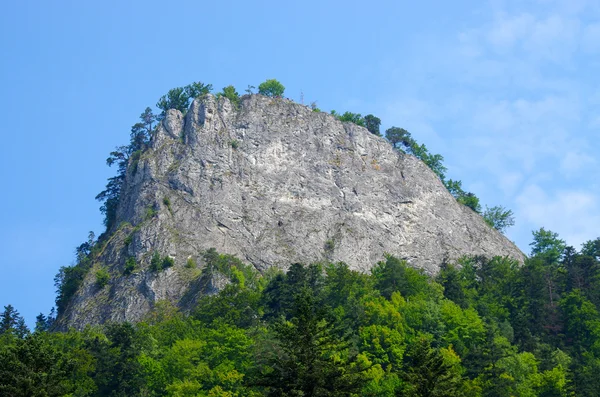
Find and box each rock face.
[58,94,524,329]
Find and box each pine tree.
[0,305,29,338]
[255,286,367,396]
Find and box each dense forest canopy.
[3,239,600,396]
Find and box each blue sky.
[1,0,598,326]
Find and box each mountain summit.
[57,93,523,328]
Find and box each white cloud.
[487,13,535,51]
[498,172,524,195]
[516,184,600,246]
[560,151,596,175]
[380,0,600,250]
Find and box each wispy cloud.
[380,0,600,250]
[516,185,600,248]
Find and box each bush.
[144,206,158,220]
[150,251,162,272]
[258,79,285,97]
[457,193,481,213]
[219,85,240,107]
[150,252,175,272]
[162,256,175,269]
[95,268,110,289]
[162,197,171,213]
[325,239,335,251]
[124,257,136,275]
[186,257,197,269]
[230,139,239,149]
[337,112,365,127]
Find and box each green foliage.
[91,322,145,396]
[254,284,368,396]
[144,205,157,220]
[150,251,162,272]
[19,238,600,396]
[530,227,566,262]
[202,248,259,288]
[364,114,381,135]
[325,239,335,251]
[443,179,482,213]
[230,139,240,149]
[96,107,157,231]
[54,265,88,315]
[162,256,175,269]
[384,125,500,216]
[581,237,600,259]
[457,192,481,213]
[156,81,212,117]
[258,79,285,97]
[185,257,197,269]
[218,85,241,107]
[372,255,436,300]
[54,232,96,315]
[129,149,142,175]
[0,332,77,396]
[385,126,412,149]
[402,337,464,397]
[149,252,174,272]
[408,142,448,181]
[0,305,29,338]
[95,267,110,289]
[483,205,515,233]
[162,196,171,210]
[124,257,136,275]
[337,111,365,127]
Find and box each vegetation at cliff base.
[3,233,600,396]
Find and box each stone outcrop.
[58,94,524,329]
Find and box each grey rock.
[57,94,524,329]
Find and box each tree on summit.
[156,81,212,117]
[258,79,285,97]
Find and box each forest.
[2,230,600,396]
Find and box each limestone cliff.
[58,94,524,328]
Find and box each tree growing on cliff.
[483,205,515,233]
[364,114,381,135]
[337,111,365,127]
[156,81,212,117]
[258,79,285,97]
[385,127,412,149]
[218,85,241,107]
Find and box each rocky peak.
[57,93,524,329]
